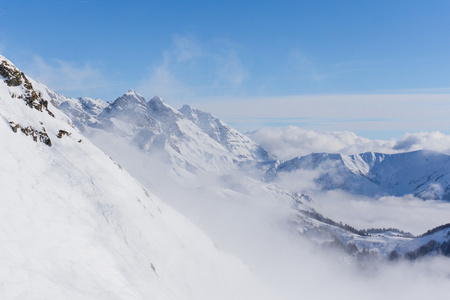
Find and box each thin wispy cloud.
[137,35,249,104]
[172,34,202,63]
[211,40,248,86]
[25,55,110,98]
[288,49,323,81]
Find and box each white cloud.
[308,190,450,235]
[249,126,450,160]
[392,131,450,153]
[137,52,191,104]
[212,43,248,86]
[248,126,373,159]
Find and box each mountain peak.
[147,95,180,116]
[180,104,194,112]
[179,104,214,121]
[125,89,142,96]
[110,90,147,110]
[149,95,164,103]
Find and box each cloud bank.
[248,127,450,160]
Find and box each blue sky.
[1,1,450,138]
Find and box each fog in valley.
[85,126,450,299]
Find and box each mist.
[273,167,450,235]
[83,127,450,299]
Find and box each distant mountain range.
[51,88,270,174]
[268,150,450,200]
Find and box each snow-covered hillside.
[0,55,267,299]
[270,151,450,200]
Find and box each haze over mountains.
[2,54,450,299]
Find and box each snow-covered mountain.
[0,55,267,299]
[54,89,269,175]
[269,150,450,200]
[179,104,270,162]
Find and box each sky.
[1,0,450,138]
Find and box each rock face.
[0,57,54,117]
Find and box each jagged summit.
[111,90,147,109]
[179,103,213,122]
[149,95,163,102]
[52,87,271,172]
[147,95,182,117]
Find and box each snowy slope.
[55,95,108,128]
[0,55,266,299]
[271,151,450,200]
[179,104,270,161]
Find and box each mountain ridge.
[55,88,270,174]
[270,150,450,200]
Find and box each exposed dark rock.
[1,59,54,117]
[57,130,71,138]
[9,121,52,147]
[0,60,23,86]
